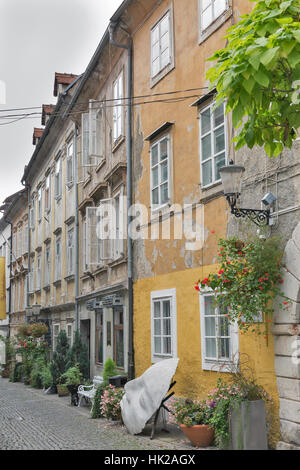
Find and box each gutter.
[108,21,134,381]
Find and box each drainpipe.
[74,123,79,331]
[21,181,31,314]
[108,21,134,381]
[3,214,13,333]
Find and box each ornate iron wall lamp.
[219,161,270,226]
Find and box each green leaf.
[232,103,244,127]
[254,69,270,87]
[260,47,280,67]
[293,30,300,42]
[242,77,255,94]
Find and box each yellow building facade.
[128,0,280,446]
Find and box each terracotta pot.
[180,424,214,448]
[57,384,69,397]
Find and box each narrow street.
[0,378,192,451]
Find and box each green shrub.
[40,364,52,389]
[60,364,82,386]
[50,330,70,385]
[102,357,118,386]
[91,383,106,419]
[10,362,24,383]
[30,356,47,389]
[66,330,90,380]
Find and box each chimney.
[41,104,55,126]
[32,127,44,146]
[53,72,78,98]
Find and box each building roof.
[41,104,55,126]
[32,128,44,145]
[53,73,79,97]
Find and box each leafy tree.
[207,0,300,157]
[50,330,70,385]
[66,330,90,380]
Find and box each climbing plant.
[195,236,291,333]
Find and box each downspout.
[74,123,79,331]
[108,21,134,380]
[21,181,31,312]
[3,214,13,331]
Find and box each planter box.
[230,400,268,450]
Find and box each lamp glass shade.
[219,164,245,195]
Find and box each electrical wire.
[0,91,214,125]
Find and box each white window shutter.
[82,113,89,172]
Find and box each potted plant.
[60,364,82,405]
[56,374,69,397]
[169,398,215,448]
[207,372,271,449]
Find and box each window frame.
[66,140,74,187]
[54,157,62,199]
[67,228,74,276]
[54,236,61,281]
[199,290,239,372]
[198,0,230,42]
[113,71,124,143]
[150,132,172,212]
[199,101,228,189]
[44,174,51,212]
[53,323,60,351]
[44,242,51,287]
[66,323,73,347]
[96,309,104,365]
[150,288,177,363]
[150,6,175,87]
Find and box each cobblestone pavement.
[0,378,207,451]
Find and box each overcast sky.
[0,0,122,204]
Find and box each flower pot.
[67,384,79,406]
[180,424,214,448]
[57,384,69,397]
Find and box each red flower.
[194,285,200,292]
[258,286,263,290]
[211,230,216,234]
[218,269,224,275]
[259,277,263,282]
[238,252,243,255]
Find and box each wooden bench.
[77,376,104,408]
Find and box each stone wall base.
[277,441,300,450]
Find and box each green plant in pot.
[60,364,82,405]
[169,397,215,448]
[56,374,69,397]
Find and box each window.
[67,323,73,347]
[54,158,62,198]
[12,232,17,260]
[113,308,124,368]
[23,276,27,309]
[113,189,124,261]
[28,257,34,293]
[151,288,177,363]
[96,310,104,364]
[200,102,227,187]
[11,282,15,312]
[30,198,35,230]
[45,174,51,212]
[199,292,239,371]
[89,101,105,159]
[23,224,28,255]
[67,229,74,276]
[150,135,170,209]
[36,254,41,290]
[66,141,74,186]
[82,218,88,272]
[53,324,60,351]
[151,11,172,80]
[38,187,42,221]
[17,229,22,258]
[200,0,227,30]
[113,72,124,142]
[45,243,51,286]
[55,237,61,281]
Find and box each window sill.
[65,274,75,282]
[112,135,125,153]
[150,62,175,89]
[95,158,106,173]
[202,360,233,372]
[199,8,232,45]
[53,279,61,287]
[83,175,92,189]
[108,256,127,268]
[199,182,224,204]
[152,354,174,364]
[43,284,50,291]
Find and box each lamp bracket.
[226,195,270,226]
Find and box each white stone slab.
[277,377,300,401]
[279,398,300,424]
